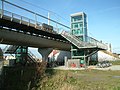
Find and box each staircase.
[3,45,39,65]
[28,50,38,63]
[61,30,107,50]
[3,45,19,54]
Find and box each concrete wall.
[66,59,80,68]
[48,50,71,62]
[98,51,118,61]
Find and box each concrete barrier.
[66,59,80,68]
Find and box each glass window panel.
[71,16,83,22]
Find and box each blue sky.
[1,0,120,53]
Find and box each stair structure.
[61,30,107,50]
[61,30,104,65]
[28,50,39,63]
[61,12,108,67]
[3,45,39,65]
[3,45,19,54]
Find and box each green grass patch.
[110,60,120,65]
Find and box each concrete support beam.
[38,48,53,61]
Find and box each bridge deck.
[0,28,71,50]
[0,9,107,50]
[0,10,66,41]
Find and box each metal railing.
[28,50,38,62]
[0,9,42,28]
[0,0,70,32]
[2,45,10,53]
[0,9,62,34]
[3,45,19,54]
[87,36,108,49]
[61,31,92,48]
[61,30,108,49]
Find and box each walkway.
[52,65,120,71]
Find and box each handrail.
[0,9,61,34]
[2,45,10,53]
[2,0,70,29]
[61,30,108,49]
[61,31,91,48]
[28,50,37,60]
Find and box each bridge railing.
[87,36,108,49]
[0,9,42,27]
[0,0,70,33]
[0,9,61,34]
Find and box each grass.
[38,69,120,90]
[1,64,120,90]
[110,60,120,65]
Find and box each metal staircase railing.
[3,45,19,54]
[61,31,95,49]
[61,30,108,50]
[87,37,108,49]
[2,45,10,53]
[28,50,38,62]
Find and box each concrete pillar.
[87,56,90,66]
[38,48,53,61]
[64,56,68,67]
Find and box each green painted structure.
[15,46,28,65]
[71,12,88,64]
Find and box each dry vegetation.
[1,61,120,90]
[1,60,47,90]
[38,69,120,90]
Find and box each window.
[71,16,82,22]
[72,23,78,29]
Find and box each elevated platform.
[0,9,66,41]
[0,28,71,51]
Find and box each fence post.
[35,13,37,28]
[1,0,4,18]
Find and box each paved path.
[95,65,120,71]
[52,65,120,71]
